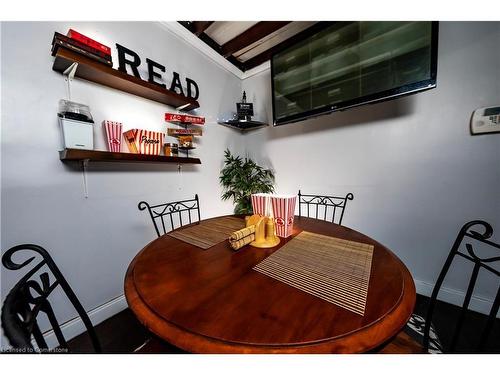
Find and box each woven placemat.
[168,216,245,249]
[253,231,374,315]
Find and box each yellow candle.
[267,217,279,241]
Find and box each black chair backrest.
[423,220,500,353]
[1,244,101,353]
[138,194,201,237]
[297,190,354,225]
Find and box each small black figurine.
[236,91,254,121]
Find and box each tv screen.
[271,21,438,125]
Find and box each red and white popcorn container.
[123,129,164,155]
[102,120,123,152]
[270,195,297,238]
[251,193,272,217]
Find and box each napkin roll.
[229,225,256,250]
[230,225,255,241]
[229,234,255,250]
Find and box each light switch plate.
[470,106,500,135]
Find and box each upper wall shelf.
[52,46,200,111]
[59,148,201,164]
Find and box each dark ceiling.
[179,21,332,72]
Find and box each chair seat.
[405,313,443,353]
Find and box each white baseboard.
[414,279,498,317]
[41,294,127,349]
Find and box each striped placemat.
[253,231,374,315]
[168,216,245,249]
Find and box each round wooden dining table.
[125,215,415,353]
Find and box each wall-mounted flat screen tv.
[271,21,439,125]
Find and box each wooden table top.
[125,215,415,353]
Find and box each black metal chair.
[1,244,101,353]
[297,190,354,225]
[138,194,201,237]
[421,220,500,353]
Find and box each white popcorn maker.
[58,99,94,150]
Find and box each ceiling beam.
[221,21,291,58]
[178,21,246,71]
[198,32,246,71]
[180,21,214,36]
[241,21,335,71]
[191,21,214,36]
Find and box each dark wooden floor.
[411,294,500,353]
[67,294,500,353]
[66,309,185,354]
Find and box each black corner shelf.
[218,120,268,132]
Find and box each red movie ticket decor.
[167,128,203,136]
[123,129,164,155]
[67,29,112,56]
[271,195,297,238]
[103,120,123,152]
[165,113,205,125]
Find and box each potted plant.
[219,149,275,214]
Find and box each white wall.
[242,22,500,312]
[0,21,244,347]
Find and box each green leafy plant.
[219,149,275,214]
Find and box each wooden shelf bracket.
[81,158,90,199]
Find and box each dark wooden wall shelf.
[59,148,201,164]
[52,46,200,111]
